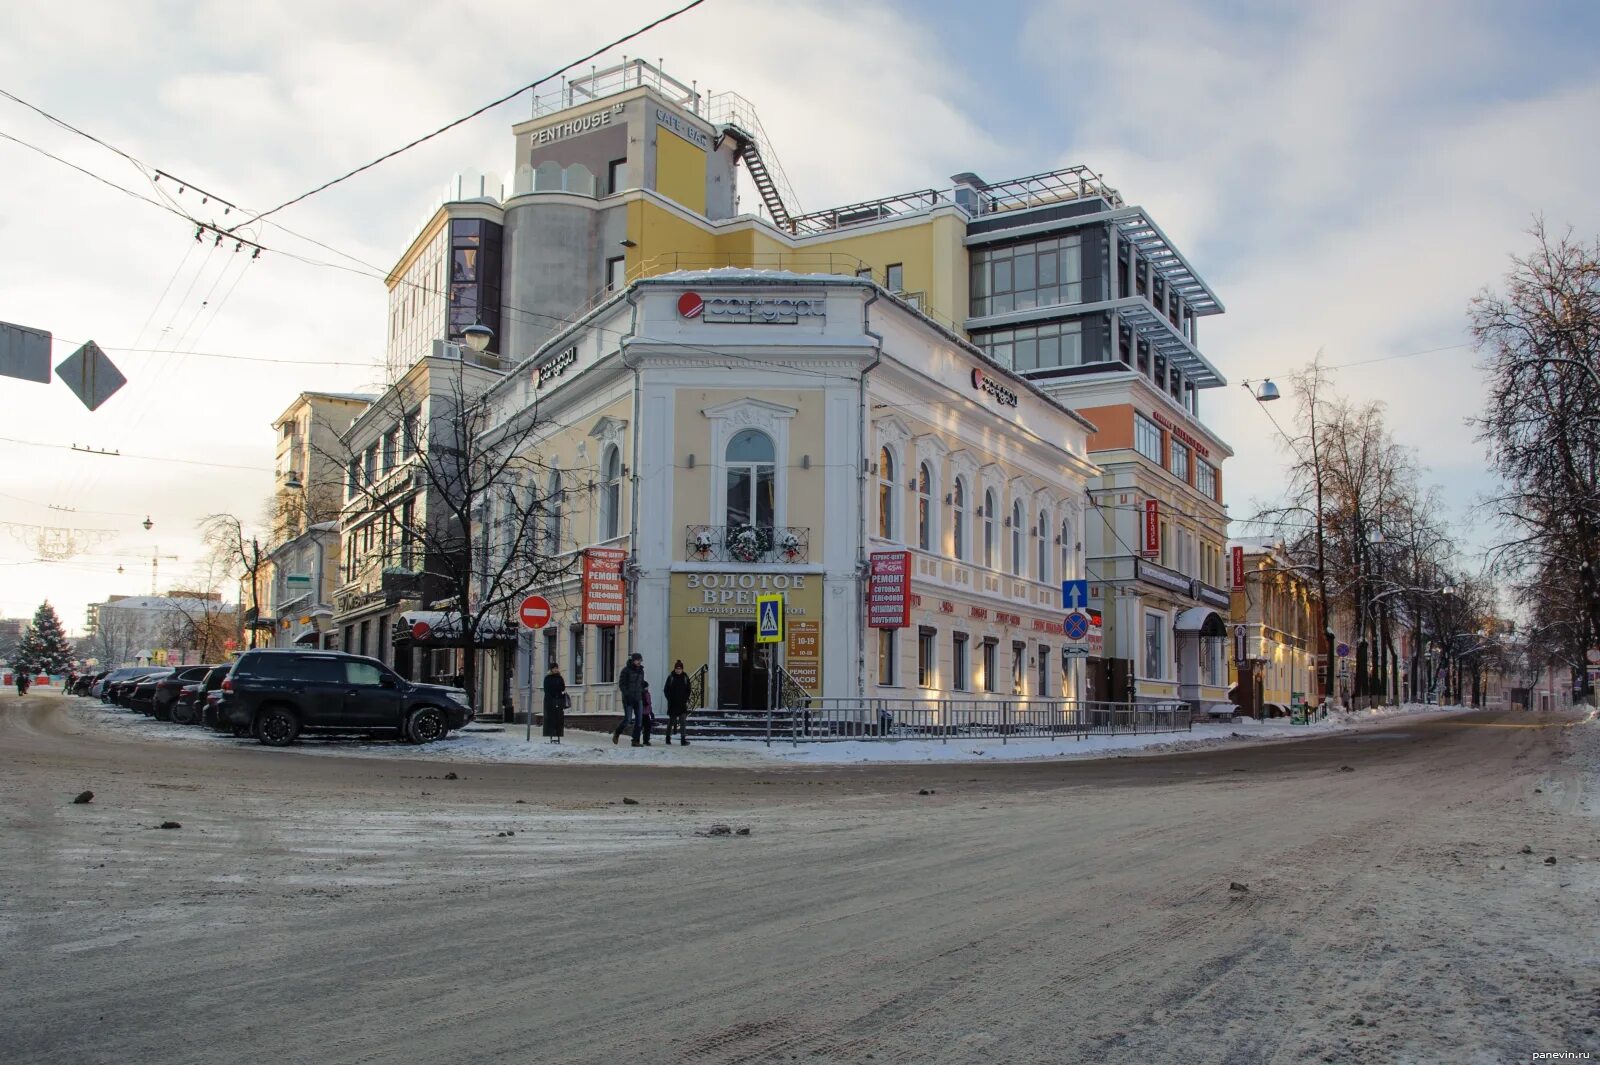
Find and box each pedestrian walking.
[15,673,30,696]
[613,652,645,746]
[636,681,655,746]
[542,662,568,743]
[663,660,692,745]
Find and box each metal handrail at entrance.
[683,698,1191,745]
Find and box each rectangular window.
[569,626,585,685]
[878,629,898,686]
[1144,613,1165,679]
[364,445,378,485]
[543,628,558,676]
[1037,645,1050,698]
[1170,439,1190,483]
[399,500,416,569]
[606,256,627,292]
[402,410,420,457]
[969,234,1083,317]
[855,267,873,280]
[1196,460,1217,501]
[1012,640,1026,694]
[382,428,398,473]
[980,639,997,693]
[347,458,360,498]
[1134,413,1163,464]
[885,263,904,292]
[607,158,627,195]
[598,626,617,682]
[918,627,936,688]
[972,320,1082,373]
[952,633,969,692]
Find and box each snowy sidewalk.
[67,697,1470,768]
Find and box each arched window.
[726,429,775,528]
[951,478,967,559]
[599,445,622,540]
[1011,499,1025,576]
[1037,508,1050,583]
[877,446,896,540]
[1061,516,1072,579]
[983,489,996,568]
[544,470,563,550]
[916,462,933,551]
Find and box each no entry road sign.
[519,595,552,629]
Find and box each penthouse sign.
[530,103,624,147]
[677,291,826,325]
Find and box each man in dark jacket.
[613,652,645,746]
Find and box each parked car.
[71,671,105,696]
[94,667,149,700]
[222,649,473,746]
[180,665,231,727]
[111,674,156,708]
[152,665,218,721]
[129,669,175,714]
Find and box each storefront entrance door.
[717,621,770,711]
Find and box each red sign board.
[1231,545,1246,590]
[411,620,431,640]
[1143,499,1161,557]
[866,550,911,628]
[518,595,552,630]
[581,548,627,625]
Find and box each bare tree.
[88,603,158,668]
[315,361,579,713]
[201,513,268,650]
[1473,222,1600,699]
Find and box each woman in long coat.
[542,662,567,743]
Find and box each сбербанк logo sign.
[677,291,825,325]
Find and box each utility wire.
[231,0,709,228]
[0,436,267,472]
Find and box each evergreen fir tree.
[14,601,74,677]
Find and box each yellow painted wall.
[801,214,968,328]
[671,387,830,555]
[630,199,717,278]
[655,130,707,217]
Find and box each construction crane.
[144,547,179,596]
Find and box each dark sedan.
[152,665,218,722]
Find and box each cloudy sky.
[2,0,1598,635]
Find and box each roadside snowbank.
[67,697,1467,767]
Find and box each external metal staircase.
[706,92,801,231]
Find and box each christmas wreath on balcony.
[725,523,772,563]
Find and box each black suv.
[222,649,472,746]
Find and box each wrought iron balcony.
[685,525,809,564]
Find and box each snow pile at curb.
[66,697,1467,768]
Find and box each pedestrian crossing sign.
[756,594,784,644]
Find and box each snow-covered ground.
[67,696,1470,767]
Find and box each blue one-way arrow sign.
[1061,579,1089,610]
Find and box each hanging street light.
[462,322,494,353]
[142,515,153,531]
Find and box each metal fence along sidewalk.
[683,698,1192,745]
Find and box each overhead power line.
[0,435,267,472]
[230,0,709,228]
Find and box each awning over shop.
[392,610,517,648]
[1174,607,1226,637]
